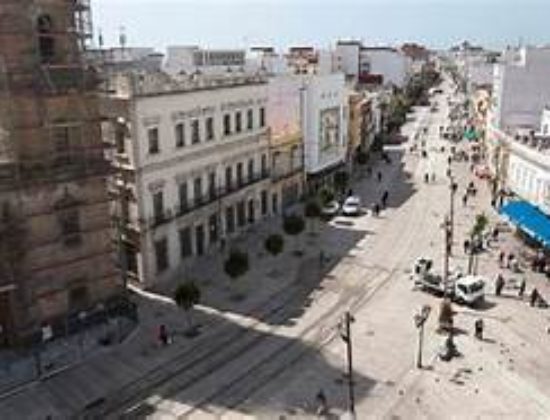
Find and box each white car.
[321,200,340,217]
[342,196,361,216]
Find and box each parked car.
[321,200,340,217]
[342,196,361,216]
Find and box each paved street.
[1,77,550,419]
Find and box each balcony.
[174,171,271,219]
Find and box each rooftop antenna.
[119,26,127,50]
[98,29,104,49]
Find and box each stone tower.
[0,0,121,345]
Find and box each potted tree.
[174,281,201,337]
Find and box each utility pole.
[442,215,451,298]
[340,312,355,418]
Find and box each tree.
[224,250,249,279]
[304,200,321,234]
[283,214,305,255]
[468,212,489,274]
[438,299,454,333]
[264,234,284,256]
[333,171,350,195]
[174,281,201,334]
[318,188,335,206]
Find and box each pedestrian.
[377,171,382,182]
[495,274,505,296]
[507,253,515,269]
[518,278,526,299]
[373,203,380,216]
[462,194,468,206]
[382,190,389,207]
[499,250,506,267]
[447,156,452,166]
[424,173,429,183]
[530,288,540,307]
[158,324,169,346]
[347,188,353,197]
[492,226,499,241]
[463,239,470,254]
[316,389,328,415]
[491,197,497,207]
[474,318,484,340]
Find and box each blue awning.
[499,200,550,248]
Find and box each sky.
[91,0,550,52]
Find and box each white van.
[454,275,486,306]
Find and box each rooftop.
[123,72,268,97]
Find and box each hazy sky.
[91,0,550,52]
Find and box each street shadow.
[55,306,377,419]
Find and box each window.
[191,119,200,144]
[236,162,244,187]
[178,182,188,214]
[248,199,255,224]
[247,109,254,130]
[148,127,159,154]
[237,200,246,227]
[208,171,216,200]
[153,191,164,223]
[59,208,81,247]
[261,190,268,215]
[247,158,254,182]
[206,117,214,141]
[193,177,202,205]
[223,114,231,136]
[195,224,205,256]
[259,107,265,127]
[235,111,242,133]
[175,123,185,148]
[179,227,192,258]
[225,206,235,234]
[272,192,279,214]
[37,15,55,63]
[225,166,233,192]
[261,154,268,177]
[115,124,125,154]
[209,214,218,243]
[291,145,300,170]
[155,238,169,272]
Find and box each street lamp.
[339,312,355,418]
[414,305,431,369]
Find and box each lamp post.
[340,312,355,418]
[414,305,431,368]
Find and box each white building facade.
[360,47,410,88]
[116,75,272,287]
[300,73,348,189]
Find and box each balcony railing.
[142,171,270,230]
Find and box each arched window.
[37,14,55,63]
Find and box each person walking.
[518,278,526,299]
[158,324,169,346]
[507,253,515,269]
[377,171,382,182]
[499,250,506,267]
[382,190,389,208]
[463,239,471,254]
[530,288,540,307]
[315,389,328,416]
[495,274,505,296]
[474,318,484,340]
[373,203,380,217]
[462,194,468,207]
